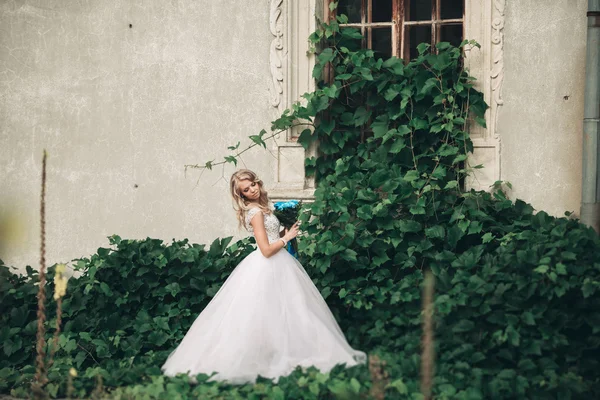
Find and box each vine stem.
[184,60,370,174]
[417,130,450,199]
[77,343,101,366]
[184,123,314,171]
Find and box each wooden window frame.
[325,0,465,60]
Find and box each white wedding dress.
[161,207,366,384]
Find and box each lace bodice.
[245,207,281,244]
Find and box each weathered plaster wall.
[0,1,277,272]
[499,0,587,216]
[1,0,592,272]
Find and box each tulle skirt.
[161,248,366,384]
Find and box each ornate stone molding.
[269,0,284,110]
[490,0,505,138]
[269,0,318,200]
[462,0,502,190]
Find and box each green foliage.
[1,236,400,399]
[107,365,373,400]
[0,236,257,398]
[288,16,600,399]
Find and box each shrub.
[0,236,257,397]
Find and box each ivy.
[201,15,600,398]
[0,237,253,395]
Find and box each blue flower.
[274,200,299,211]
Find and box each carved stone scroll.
[269,0,284,110]
[490,0,505,137]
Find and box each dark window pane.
[372,0,393,22]
[407,25,432,59]
[440,0,464,20]
[439,24,463,47]
[407,0,432,21]
[338,0,362,23]
[371,28,392,59]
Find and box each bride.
[161,169,365,384]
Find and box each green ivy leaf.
[335,73,353,80]
[387,379,408,394]
[320,119,335,135]
[425,226,445,239]
[482,232,494,243]
[384,87,399,101]
[534,265,549,274]
[389,138,406,153]
[99,282,112,296]
[317,47,335,64]
[452,319,475,333]
[438,144,459,156]
[354,107,371,126]
[421,78,439,95]
[382,57,405,75]
[452,154,468,164]
[323,84,339,98]
[371,118,390,138]
[350,378,361,394]
[341,249,357,262]
[224,156,238,166]
[403,170,419,182]
[398,220,422,232]
[444,180,459,190]
[227,142,240,151]
[249,130,267,148]
[521,312,536,326]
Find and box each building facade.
[0,0,589,272]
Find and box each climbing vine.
[188,15,600,398]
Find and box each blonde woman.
[162,169,365,384]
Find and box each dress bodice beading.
[245,207,281,244]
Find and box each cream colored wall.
[0,1,278,272]
[1,0,592,273]
[499,0,587,217]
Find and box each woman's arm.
[250,211,299,258]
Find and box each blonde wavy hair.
[230,169,271,228]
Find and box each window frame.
[325,0,465,60]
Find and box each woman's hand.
[284,221,300,242]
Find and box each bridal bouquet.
[273,200,301,258]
